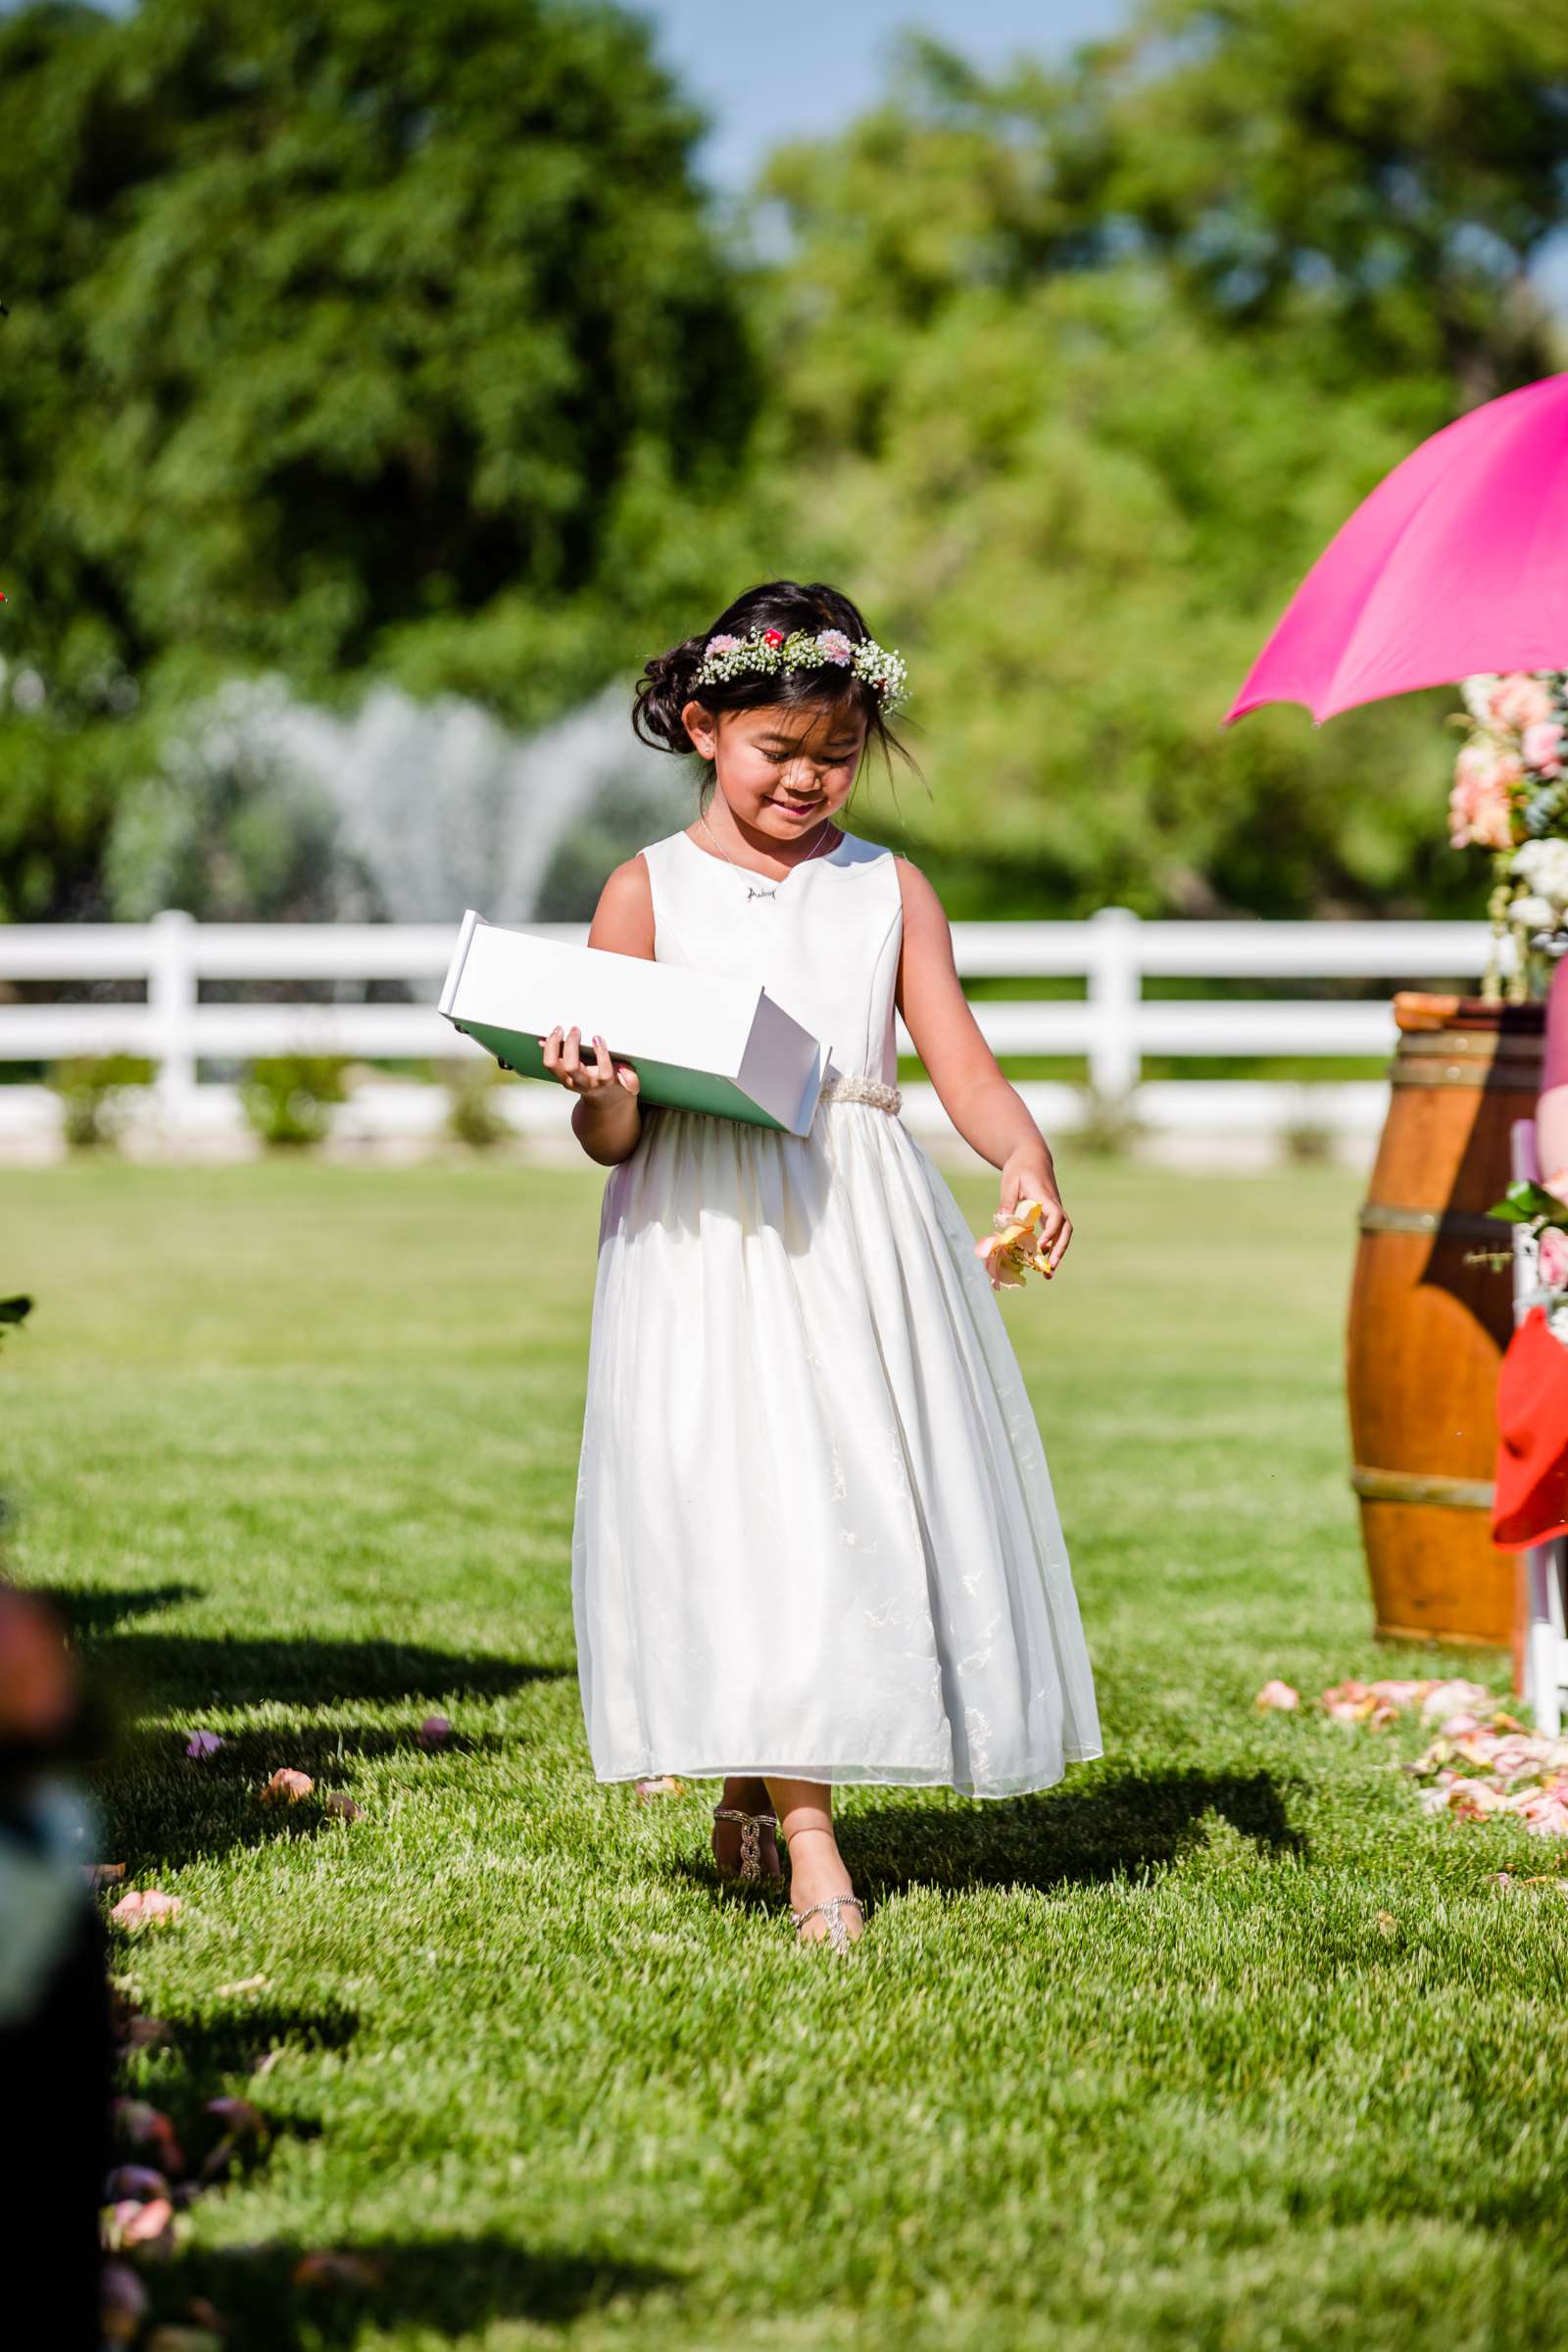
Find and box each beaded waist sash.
[818,1075,903,1113]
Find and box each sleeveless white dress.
[569,825,1103,1797]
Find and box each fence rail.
[0,908,1507,1155]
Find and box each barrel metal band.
[1389,1060,1541,1089]
[1356,1204,1510,1241]
[1350,1466,1495,1511]
[1397,1029,1541,1059]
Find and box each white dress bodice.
[636,826,903,1090]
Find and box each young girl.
[542,580,1102,1953]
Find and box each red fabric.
[1493,1305,1568,1549]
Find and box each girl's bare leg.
[710,1774,782,1879]
[764,1777,863,1941]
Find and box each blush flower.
[1488,674,1554,731]
[816,629,854,665]
[1448,744,1519,850]
[1524,718,1565,776]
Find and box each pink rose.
[705,633,740,656]
[1524,719,1564,777]
[1488,674,1553,731]
[816,629,854,665]
[1540,1226,1568,1288]
[1448,745,1520,849]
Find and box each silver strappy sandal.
[790,1892,866,1954]
[711,1804,779,1884]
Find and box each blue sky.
[634,0,1133,194]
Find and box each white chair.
[1510,1118,1568,1735]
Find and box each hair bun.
[632,638,706,754]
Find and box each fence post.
[1087,906,1141,1100]
[149,908,198,1128]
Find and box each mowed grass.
[6,1154,1568,2352]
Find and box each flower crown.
[693,624,908,713]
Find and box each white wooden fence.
[0,908,1505,1160]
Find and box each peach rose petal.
[634,1776,684,1800]
[261,1768,314,1803]
[1254,1679,1299,1711]
[110,1888,183,1932]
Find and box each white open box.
[437,910,829,1136]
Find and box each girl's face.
[680,699,867,842]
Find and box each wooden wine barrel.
[1347,992,1543,1649]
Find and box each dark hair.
[632,579,919,802]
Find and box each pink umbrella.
[1225,370,1568,726]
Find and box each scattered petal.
[104,2164,169,2202]
[634,1776,684,1800]
[215,1974,270,2000]
[123,2016,172,2049]
[417,1714,452,1749]
[1375,1910,1396,1936]
[261,1768,314,1803]
[323,1790,363,1822]
[292,2250,384,2289]
[110,1888,183,1931]
[205,2096,266,2139]
[1254,1679,1299,1712]
[113,2101,185,2173]
[85,1862,126,1886]
[106,2196,175,2257]
[185,1730,223,1761]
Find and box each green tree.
[0,0,771,914]
[747,7,1568,915]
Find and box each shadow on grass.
[161,2236,677,2349]
[839,1767,1310,1897]
[33,1580,204,1636]
[97,1631,569,1712]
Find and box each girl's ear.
[681,699,718,758]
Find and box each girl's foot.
[710,1776,782,1883]
[784,1823,864,1946]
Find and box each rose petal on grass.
[85,1862,126,1886]
[261,1768,314,1803]
[324,1790,363,1822]
[1375,1910,1397,1936]
[122,2016,172,2049]
[417,1714,452,1749]
[205,2095,266,2139]
[634,1776,684,1800]
[113,2100,185,2172]
[105,2165,169,2202]
[215,1974,270,1999]
[1254,1679,1299,1711]
[292,2250,384,2289]
[106,2196,174,2257]
[110,1888,182,1931]
[184,1730,223,1760]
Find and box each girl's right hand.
[538,1025,641,1102]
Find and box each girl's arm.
[540,856,655,1168]
[894,856,1072,1270]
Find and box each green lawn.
[6,1156,1568,2352]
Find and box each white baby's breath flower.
[1510,895,1558,930]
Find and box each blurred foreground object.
[0,1585,113,2349]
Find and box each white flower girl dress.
[570,825,1102,1797]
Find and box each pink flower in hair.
[817,629,854,664]
[706,634,741,656]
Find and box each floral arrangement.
[974,1198,1055,1290]
[1449,671,1568,1000]
[694,625,909,713]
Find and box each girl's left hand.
[1001,1153,1073,1273]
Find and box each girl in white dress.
[542,580,1102,1953]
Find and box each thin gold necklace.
[697,805,838,901]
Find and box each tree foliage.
[5,0,1568,920]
